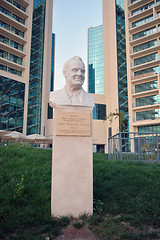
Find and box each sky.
[52,0,102,91]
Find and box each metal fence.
[108,132,160,162]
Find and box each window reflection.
[136,109,160,121]
[0,76,25,132]
[135,80,158,93]
[93,104,106,120]
[136,94,159,107]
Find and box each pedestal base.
[51,106,93,217]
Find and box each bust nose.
[76,69,82,75]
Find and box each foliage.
[72,221,84,229]
[104,109,128,131]
[93,197,104,214]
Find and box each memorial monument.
[50,56,94,217]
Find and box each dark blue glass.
[50,33,55,91]
[93,104,106,120]
[116,0,129,132]
[27,0,46,135]
[0,76,25,132]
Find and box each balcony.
[130,45,160,58]
[1,0,29,18]
[129,30,160,46]
[131,59,160,71]
[131,71,158,81]
[128,8,153,22]
[129,18,160,34]
[132,88,159,96]
[0,26,27,44]
[0,41,26,58]
[0,56,25,71]
[132,103,159,110]
[0,11,28,32]
[128,0,153,10]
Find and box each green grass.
[0,143,70,240]
[0,144,160,239]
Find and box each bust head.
[63,56,85,91]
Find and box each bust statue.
[49,56,94,108]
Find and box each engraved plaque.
[55,112,91,136]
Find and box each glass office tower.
[48,33,55,120]
[50,33,55,92]
[27,0,46,135]
[88,25,104,95]
[115,0,129,131]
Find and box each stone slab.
[55,111,91,136]
[51,106,93,217]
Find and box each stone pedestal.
[51,105,93,217]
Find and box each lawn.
[0,144,160,239]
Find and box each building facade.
[125,0,160,133]
[0,0,53,135]
[88,0,129,153]
[89,0,160,153]
[88,25,107,153]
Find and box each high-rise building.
[0,0,53,135]
[0,0,33,133]
[89,0,160,152]
[88,25,104,95]
[88,0,129,152]
[125,0,160,133]
[88,25,107,153]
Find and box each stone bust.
[49,56,94,108]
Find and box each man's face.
[65,59,85,90]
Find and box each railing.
[108,132,160,162]
[131,71,157,80]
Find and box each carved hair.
[63,56,85,77]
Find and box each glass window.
[133,26,156,40]
[0,64,7,71]
[131,0,139,4]
[135,80,158,93]
[0,76,25,132]
[136,109,160,121]
[88,25,104,94]
[0,49,8,59]
[136,94,159,107]
[27,0,46,135]
[133,39,157,53]
[157,11,160,18]
[11,26,24,38]
[8,67,22,76]
[13,1,26,12]
[132,15,153,28]
[0,6,11,17]
[9,53,22,65]
[12,14,25,25]
[0,20,10,31]
[138,125,160,132]
[93,104,106,120]
[0,35,9,45]
[134,66,159,76]
[134,52,158,66]
[131,2,154,16]
[10,40,23,51]
[47,103,53,119]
